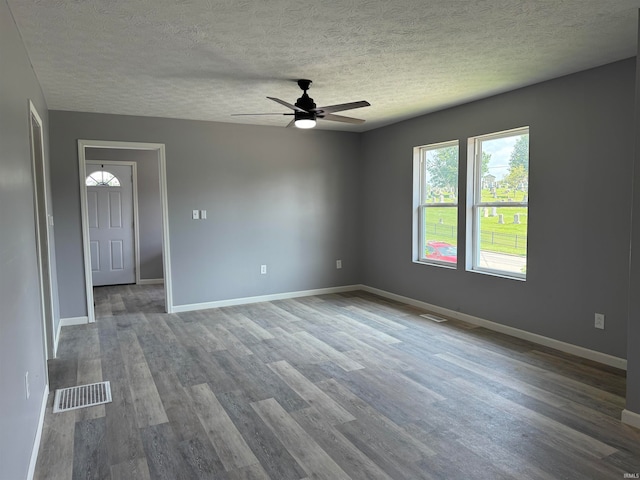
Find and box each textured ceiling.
[7,0,640,131]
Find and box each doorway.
[86,162,136,286]
[29,101,56,360]
[78,140,173,322]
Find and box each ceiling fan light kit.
[233,79,370,129]
[294,117,317,129]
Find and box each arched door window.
[86,170,121,187]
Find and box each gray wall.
[0,0,57,478]
[626,17,640,416]
[85,147,164,280]
[50,113,362,317]
[361,59,635,359]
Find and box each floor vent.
[420,313,448,323]
[53,381,112,413]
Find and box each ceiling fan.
[232,79,370,129]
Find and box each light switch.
[200,210,207,220]
[192,210,200,220]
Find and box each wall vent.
[53,381,112,413]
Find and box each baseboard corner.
[60,316,89,327]
[622,409,640,430]
[138,278,164,285]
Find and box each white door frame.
[28,101,55,363]
[78,140,173,322]
[86,160,140,285]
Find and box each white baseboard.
[60,316,89,327]
[27,384,49,480]
[172,284,362,313]
[53,318,62,358]
[622,409,640,429]
[360,285,627,371]
[138,278,164,285]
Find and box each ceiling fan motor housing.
[296,93,316,112]
[295,110,316,122]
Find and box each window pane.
[86,170,121,187]
[480,133,529,203]
[415,140,459,267]
[424,145,459,203]
[423,206,457,264]
[477,206,527,275]
[470,128,529,278]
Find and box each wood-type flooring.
[34,284,640,479]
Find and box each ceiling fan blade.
[320,113,366,124]
[285,119,296,128]
[231,113,294,116]
[267,97,307,113]
[315,101,370,114]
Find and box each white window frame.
[466,126,529,280]
[412,140,459,268]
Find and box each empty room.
[3,1,640,479]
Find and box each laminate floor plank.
[251,398,352,480]
[526,349,626,395]
[34,285,640,480]
[291,330,365,372]
[33,405,75,480]
[110,457,151,480]
[320,367,441,426]
[450,376,618,459]
[315,378,437,460]
[217,390,307,480]
[72,417,109,480]
[267,327,331,365]
[226,463,272,480]
[140,422,196,480]
[97,320,148,468]
[291,406,395,480]
[181,319,228,352]
[189,346,240,393]
[190,383,260,471]
[204,323,254,357]
[124,359,169,428]
[267,360,356,424]
[178,436,229,479]
[224,310,276,341]
[449,342,625,413]
[218,352,310,412]
[147,366,209,443]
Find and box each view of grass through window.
[419,141,459,265]
[415,129,528,277]
[472,129,529,277]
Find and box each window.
[86,170,120,187]
[467,127,529,279]
[414,140,459,266]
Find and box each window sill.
[413,259,457,270]
[467,267,526,282]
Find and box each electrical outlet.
[336,259,342,269]
[25,371,30,399]
[260,265,267,275]
[595,313,605,330]
[200,210,207,220]
[192,210,200,220]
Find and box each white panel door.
[87,164,135,286]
